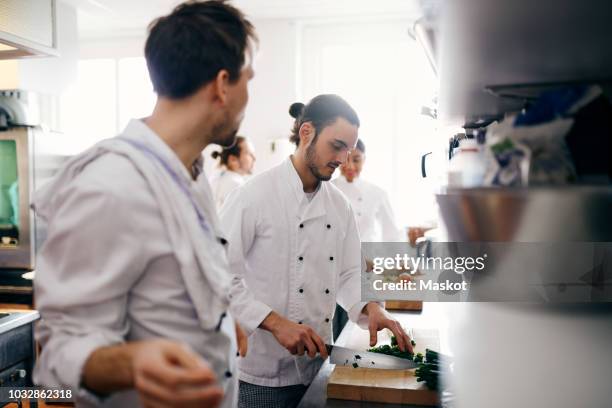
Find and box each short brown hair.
[145,0,257,99]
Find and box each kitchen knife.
[326,344,419,370]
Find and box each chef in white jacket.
[210,135,256,209]
[332,139,403,242]
[221,95,413,408]
[31,2,257,408]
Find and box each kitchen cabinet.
[436,0,612,125]
[0,0,57,59]
[0,310,39,408]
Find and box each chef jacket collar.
[123,119,205,182]
[283,156,327,222]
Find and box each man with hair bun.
[221,94,412,408]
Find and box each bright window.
[300,20,438,228]
[59,57,155,153]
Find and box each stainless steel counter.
[0,310,39,335]
[298,304,452,408]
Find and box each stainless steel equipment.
[436,186,612,242]
[0,91,39,270]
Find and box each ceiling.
[63,0,427,38]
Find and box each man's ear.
[213,69,230,106]
[299,122,314,146]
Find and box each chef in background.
[333,139,403,242]
[211,136,256,209]
[331,139,403,338]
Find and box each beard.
[211,111,240,148]
[305,137,332,181]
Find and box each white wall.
[76,19,300,176]
[224,19,299,174]
[18,1,78,96]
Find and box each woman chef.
[331,139,403,338]
[332,138,402,242]
[220,94,412,408]
[210,136,256,209]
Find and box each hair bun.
[289,102,305,119]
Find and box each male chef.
[31,1,256,408]
[221,94,413,407]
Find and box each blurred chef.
[221,94,412,408]
[30,2,256,407]
[211,136,256,209]
[333,139,403,242]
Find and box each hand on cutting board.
[363,302,413,353]
[132,339,224,408]
[260,311,329,359]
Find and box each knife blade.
[326,344,419,370]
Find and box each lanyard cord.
[117,137,211,234]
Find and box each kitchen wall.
[75,18,299,176]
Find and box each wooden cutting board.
[385,300,423,311]
[327,328,440,405]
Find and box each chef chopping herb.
[220,94,413,408]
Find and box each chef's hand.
[236,321,248,357]
[363,302,413,353]
[260,311,328,359]
[132,339,224,408]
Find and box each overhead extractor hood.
[0,0,58,59]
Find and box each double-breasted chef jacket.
[220,156,367,387]
[332,176,403,242]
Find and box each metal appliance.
[0,90,41,270]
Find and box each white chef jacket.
[332,176,403,242]
[211,169,245,210]
[220,157,367,387]
[31,119,237,408]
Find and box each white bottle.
[447,139,486,188]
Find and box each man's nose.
[338,150,350,163]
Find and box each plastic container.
[447,139,486,187]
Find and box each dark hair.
[211,136,246,166]
[355,139,365,153]
[145,0,257,99]
[289,94,360,146]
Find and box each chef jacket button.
[325,318,330,322]
[299,288,304,293]
[329,256,334,261]
[326,224,331,229]
[298,256,304,261]
[299,223,304,228]
[358,197,363,202]
[325,289,330,294]
[298,321,303,324]
[218,237,228,246]
[225,371,233,378]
